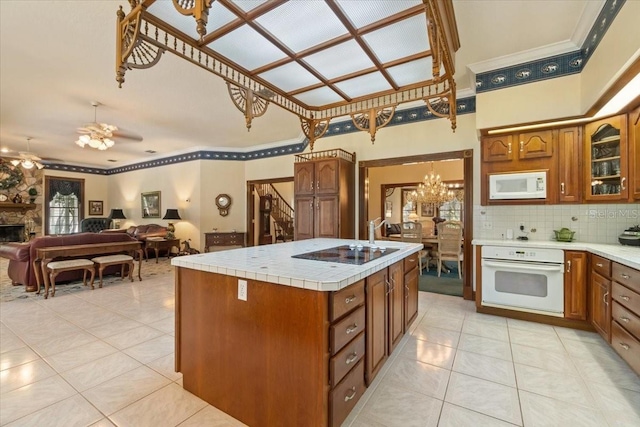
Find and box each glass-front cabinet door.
[584,114,628,201]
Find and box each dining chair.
[436,220,463,279]
[401,221,430,274]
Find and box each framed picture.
[141,191,161,218]
[420,202,435,217]
[89,200,103,216]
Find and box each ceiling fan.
[76,101,142,150]
[4,137,48,169]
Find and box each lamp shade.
[108,208,127,220]
[162,209,181,220]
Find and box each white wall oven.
[481,245,565,317]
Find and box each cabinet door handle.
[520,141,524,152]
[620,316,630,323]
[390,276,396,291]
[345,295,357,304]
[620,295,630,301]
[316,181,319,191]
[508,142,512,154]
[385,279,392,295]
[566,260,571,273]
[596,262,604,268]
[620,273,630,280]
[621,177,626,190]
[619,342,630,351]
[344,387,357,402]
[603,291,609,305]
[345,324,358,334]
[560,183,565,194]
[310,180,314,191]
[345,352,358,365]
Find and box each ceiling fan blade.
[113,129,143,142]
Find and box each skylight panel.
[335,72,392,99]
[294,87,344,107]
[303,40,375,80]
[336,0,422,29]
[228,0,270,13]
[258,62,321,93]
[386,58,434,87]
[208,25,287,71]
[147,1,201,40]
[255,1,347,53]
[362,14,429,63]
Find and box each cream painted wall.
[367,160,464,223]
[107,161,202,249]
[44,169,109,225]
[580,0,640,112]
[475,74,582,129]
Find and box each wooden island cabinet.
[173,239,421,427]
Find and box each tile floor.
[1,270,640,426]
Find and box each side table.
[145,238,180,263]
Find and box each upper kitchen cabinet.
[630,105,640,200]
[482,130,553,164]
[557,127,583,203]
[518,130,554,160]
[482,135,514,163]
[293,149,355,241]
[584,114,628,202]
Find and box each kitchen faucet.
[368,217,387,244]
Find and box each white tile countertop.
[473,239,640,270]
[171,238,422,291]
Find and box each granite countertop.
[172,238,422,291]
[473,239,640,270]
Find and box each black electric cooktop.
[292,245,399,265]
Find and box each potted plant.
[28,187,37,203]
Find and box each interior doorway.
[246,177,294,247]
[358,150,474,300]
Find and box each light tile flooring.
[2,271,640,426]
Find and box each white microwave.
[489,171,547,200]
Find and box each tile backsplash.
[474,204,640,244]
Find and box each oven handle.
[482,260,564,272]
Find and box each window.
[439,181,464,221]
[45,177,84,235]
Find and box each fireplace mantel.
[0,202,36,212]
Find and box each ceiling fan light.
[35,162,45,170]
[10,159,20,166]
[104,138,115,148]
[21,159,34,169]
[88,138,101,148]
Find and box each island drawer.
[330,332,365,387]
[612,281,640,315]
[613,302,640,339]
[330,306,365,355]
[330,359,366,427]
[613,263,640,294]
[611,321,640,374]
[330,280,365,321]
[591,255,611,278]
[404,252,418,272]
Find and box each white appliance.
[481,245,565,317]
[489,171,547,200]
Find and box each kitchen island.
[171,238,421,427]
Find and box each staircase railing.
[255,183,294,241]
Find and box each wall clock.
[215,194,232,216]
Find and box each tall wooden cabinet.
[557,127,583,203]
[294,150,355,240]
[564,251,587,320]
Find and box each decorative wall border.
[475,0,624,93]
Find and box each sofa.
[0,232,138,292]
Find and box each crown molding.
[571,0,606,47]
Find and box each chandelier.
[407,163,457,206]
[75,102,118,151]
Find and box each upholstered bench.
[91,254,135,288]
[43,259,95,299]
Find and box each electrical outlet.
[482,222,493,230]
[238,279,247,301]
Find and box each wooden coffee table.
[145,238,180,263]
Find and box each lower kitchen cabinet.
[610,262,640,373]
[404,253,419,330]
[590,271,611,342]
[365,269,387,385]
[564,251,587,320]
[388,261,404,354]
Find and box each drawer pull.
[345,352,358,365]
[620,273,630,280]
[560,183,565,194]
[620,316,630,323]
[346,324,358,334]
[344,387,357,402]
[596,262,604,268]
[619,342,630,351]
[620,295,631,301]
[603,292,609,305]
[345,295,357,304]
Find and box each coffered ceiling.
[0,1,602,168]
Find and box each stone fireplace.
[0,225,26,242]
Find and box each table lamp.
[108,208,126,229]
[163,209,181,239]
